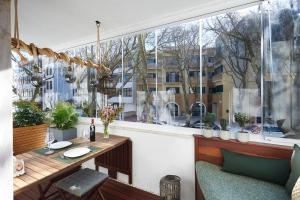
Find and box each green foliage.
[51,102,79,130]
[220,118,227,131]
[234,112,250,131]
[204,112,216,128]
[13,100,45,127]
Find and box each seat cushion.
[54,168,108,197]
[196,161,290,200]
[221,148,290,185]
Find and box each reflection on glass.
[263,0,300,138]
[202,5,261,133]
[157,21,200,127]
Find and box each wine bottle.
[90,118,96,142]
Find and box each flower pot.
[51,127,77,141]
[237,132,249,143]
[203,129,213,138]
[220,131,231,140]
[13,124,48,155]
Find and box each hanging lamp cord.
[14,0,20,49]
[96,21,101,65]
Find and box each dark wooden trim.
[95,138,133,184]
[193,135,293,200]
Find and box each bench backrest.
[194,135,293,166]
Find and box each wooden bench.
[194,135,293,200]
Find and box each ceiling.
[12,0,256,50]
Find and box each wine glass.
[82,129,90,140]
[44,129,55,155]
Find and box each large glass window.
[201,5,262,132]
[263,0,300,138]
[12,0,300,139]
[157,21,200,127]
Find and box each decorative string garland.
[11,38,111,74]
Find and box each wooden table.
[14,134,131,198]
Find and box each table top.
[13,133,129,196]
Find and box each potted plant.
[234,112,250,142]
[13,100,47,154]
[219,118,231,140]
[50,102,79,141]
[99,106,123,138]
[202,112,216,138]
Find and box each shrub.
[234,112,250,132]
[13,100,45,127]
[51,102,79,130]
[204,112,216,128]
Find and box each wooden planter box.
[13,124,48,155]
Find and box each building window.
[147,73,156,79]
[212,85,223,93]
[189,71,199,77]
[49,81,52,90]
[191,102,206,116]
[147,58,156,64]
[148,88,156,93]
[123,88,132,97]
[214,65,223,75]
[166,72,180,82]
[166,102,179,117]
[166,87,180,94]
[208,57,214,63]
[191,87,206,94]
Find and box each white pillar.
[0,0,13,199]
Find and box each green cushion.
[286,144,300,193]
[221,148,290,185]
[196,161,290,200]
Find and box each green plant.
[234,112,250,132]
[204,112,216,128]
[51,102,79,130]
[13,100,45,127]
[220,118,227,131]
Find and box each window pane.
[264,0,300,138]
[202,5,262,132]
[99,39,123,118]
[157,21,200,127]
[122,32,157,123]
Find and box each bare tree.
[204,12,261,89]
[159,23,200,126]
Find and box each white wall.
[0,0,13,199]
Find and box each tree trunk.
[178,63,191,126]
[138,35,153,123]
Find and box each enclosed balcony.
[1,0,300,200]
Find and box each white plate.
[63,147,90,158]
[49,141,72,150]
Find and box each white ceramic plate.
[49,141,72,150]
[63,147,90,158]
